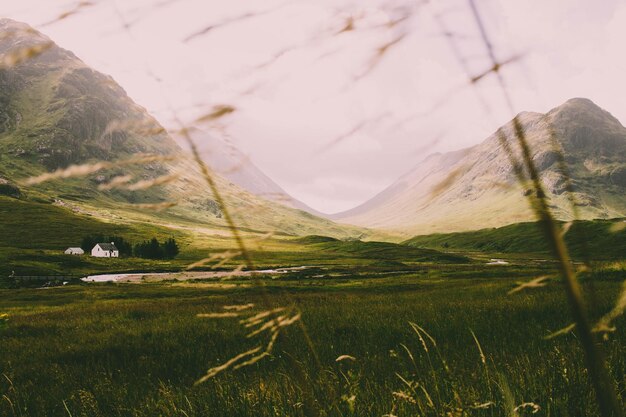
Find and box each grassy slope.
[403,218,626,259]
[0,264,624,416]
[0,196,462,277]
[0,196,165,250]
[292,236,470,264]
[0,196,199,276]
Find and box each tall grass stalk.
[465,1,624,414]
[175,120,322,416]
[470,330,494,417]
[409,322,443,413]
[512,117,624,417]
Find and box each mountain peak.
[334,98,626,233]
[562,97,600,108]
[548,97,621,125]
[0,19,356,238]
[554,97,604,115]
[0,18,47,40]
[0,18,55,57]
[0,19,178,169]
[0,17,26,28]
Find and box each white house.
[64,247,84,255]
[91,242,119,258]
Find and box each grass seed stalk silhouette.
[511,115,623,417]
[465,1,624,415]
[174,118,323,417]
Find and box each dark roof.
[96,242,118,251]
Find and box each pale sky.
[3,0,626,213]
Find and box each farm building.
[64,247,84,255]
[91,242,119,258]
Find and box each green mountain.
[0,20,179,170]
[333,98,626,234]
[0,18,364,240]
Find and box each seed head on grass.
[544,323,576,340]
[22,154,177,185]
[507,276,550,295]
[514,402,541,414]
[125,174,180,191]
[470,330,486,365]
[223,303,255,311]
[196,312,241,318]
[195,306,301,384]
[0,42,54,68]
[97,175,133,190]
[194,105,236,124]
[128,202,178,211]
[609,222,626,233]
[102,117,166,139]
[560,221,573,237]
[186,250,242,270]
[471,401,495,409]
[592,280,626,337]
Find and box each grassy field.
[404,219,626,260]
[1,196,625,416]
[0,195,470,279]
[1,261,624,417]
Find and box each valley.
[1,8,625,417]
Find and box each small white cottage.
[91,242,119,258]
[64,247,84,255]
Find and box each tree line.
[81,235,179,259]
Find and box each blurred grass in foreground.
[0,265,624,416]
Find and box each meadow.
[404,219,626,260]
[1,261,624,417]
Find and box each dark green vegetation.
[80,234,179,259]
[1,263,624,416]
[404,218,626,260]
[133,237,180,259]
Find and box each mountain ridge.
[332,98,626,234]
[0,18,365,239]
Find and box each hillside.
[404,218,626,260]
[0,18,364,241]
[333,98,626,234]
[294,236,470,264]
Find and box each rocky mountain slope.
[0,18,359,238]
[333,98,626,234]
[0,20,178,169]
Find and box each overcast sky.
[3,0,626,213]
